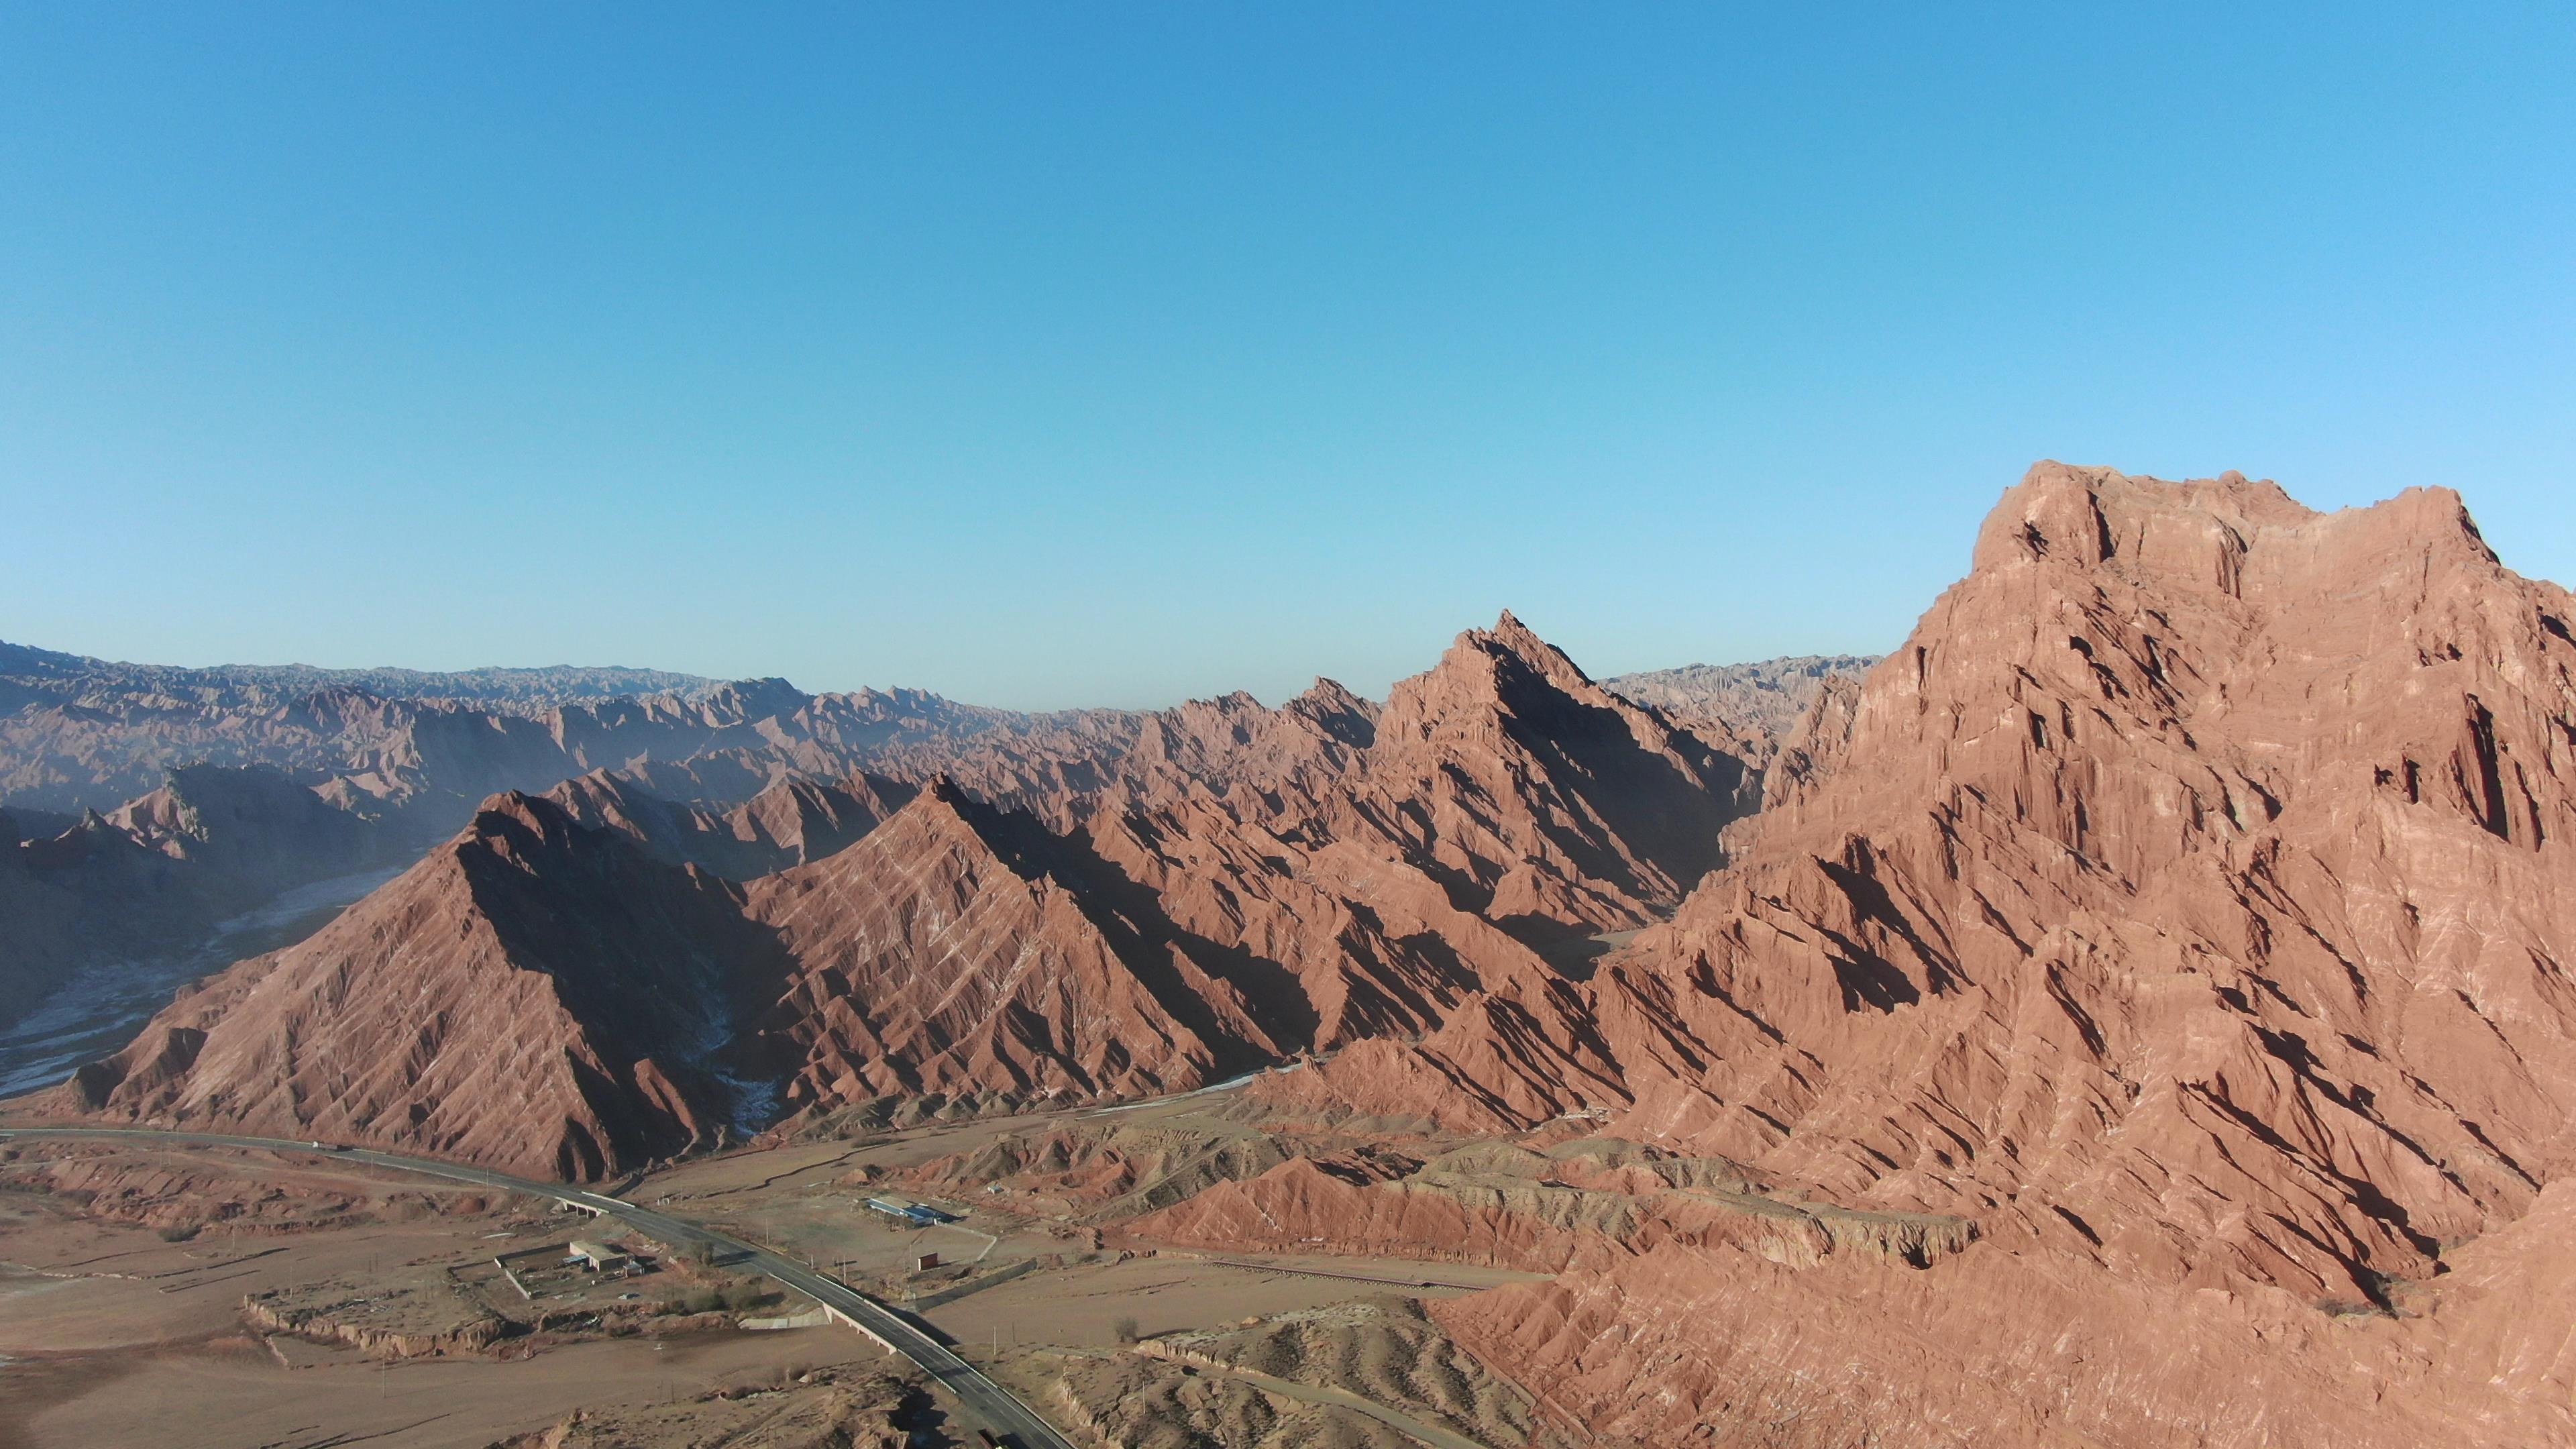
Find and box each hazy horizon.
[3,605,1884,712]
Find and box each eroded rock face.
[1279,465,2576,1446]
[0,763,407,1024]
[1,615,1769,1043]
[52,794,766,1178]
[22,461,2576,1444]
[740,780,1265,1111]
[724,614,1765,1116]
[1350,612,1756,936]
[36,608,1768,1173]
[541,767,912,879]
[1610,468,2576,1293]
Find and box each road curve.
[0,1126,1075,1449]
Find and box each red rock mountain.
[0,764,413,1025]
[41,613,1758,1172]
[541,767,914,879]
[1349,611,1752,934]
[0,605,1753,1040]
[1265,465,2576,1446]
[739,781,1278,1114]
[106,763,380,881]
[61,794,765,1179]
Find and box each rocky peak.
[700,676,812,723]
[1966,464,2506,608]
[464,790,599,873]
[731,771,910,865]
[1385,611,1578,741]
[51,788,765,1177]
[1487,607,1578,672]
[108,762,331,842]
[800,773,1025,879]
[1285,678,1378,747]
[1354,612,1760,932]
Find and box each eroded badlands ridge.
[0,611,1804,1028]
[42,613,1756,1175]
[1266,465,2576,1446]
[63,792,765,1178]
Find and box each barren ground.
[0,1093,1559,1448]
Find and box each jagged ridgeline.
[23,603,1841,1173]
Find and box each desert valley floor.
[1,1075,1568,1449]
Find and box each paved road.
[0,1126,1074,1449]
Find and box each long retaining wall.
[910,1256,1040,1310]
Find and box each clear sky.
[3,5,2570,708]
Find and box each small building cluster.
[566,1239,639,1275]
[863,1195,955,1228]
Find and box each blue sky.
[3,5,2569,708]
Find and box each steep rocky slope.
[31,613,1764,1171]
[25,462,2575,1445]
[1267,464,2576,1447]
[540,767,912,878]
[740,781,1280,1112]
[0,764,408,1026]
[1601,468,2576,1295]
[0,680,1057,1031]
[105,763,384,881]
[0,612,1785,1055]
[55,794,769,1178]
[0,815,116,1026]
[1349,612,1752,935]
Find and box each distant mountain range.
[1605,653,1880,751]
[0,623,1870,1040]
[0,638,721,715]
